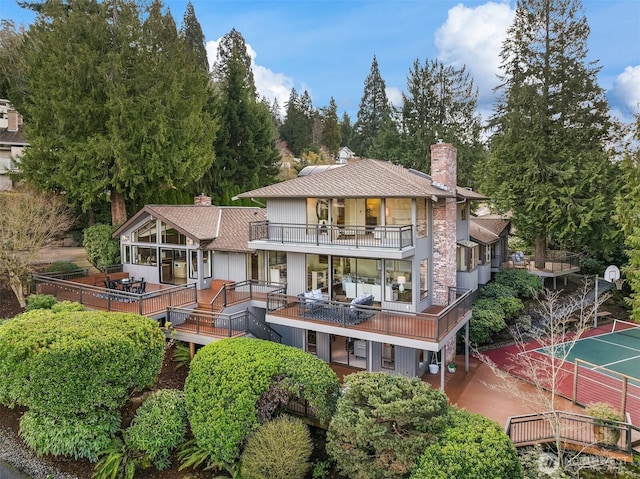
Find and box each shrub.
[83,223,120,272]
[45,261,80,273]
[51,300,85,313]
[241,416,312,479]
[184,337,340,466]
[411,409,523,479]
[497,295,525,320]
[0,310,165,460]
[125,389,187,470]
[24,293,57,311]
[326,372,450,479]
[495,269,543,299]
[470,299,507,345]
[172,342,192,370]
[580,256,606,276]
[477,282,516,300]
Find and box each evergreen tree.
[339,112,353,148]
[14,0,217,225]
[352,55,392,157]
[482,0,618,262]
[280,88,313,156]
[401,58,483,187]
[616,115,640,320]
[196,28,280,204]
[179,1,209,73]
[320,97,341,157]
[0,20,24,100]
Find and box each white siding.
[266,198,307,224]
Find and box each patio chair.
[134,281,146,294]
[298,289,327,315]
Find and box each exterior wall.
[456,269,479,292]
[266,198,306,224]
[271,324,304,349]
[316,331,331,363]
[213,252,247,282]
[287,251,308,296]
[477,262,492,286]
[456,203,469,241]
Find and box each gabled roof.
[236,158,468,199]
[113,205,266,253]
[469,217,511,245]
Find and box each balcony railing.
[266,287,472,343]
[505,250,580,274]
[249,221,413,250]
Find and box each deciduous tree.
[0,189,73,307]
[482,0,618,263]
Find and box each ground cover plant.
[0,308,165,460]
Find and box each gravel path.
[0,426,80,479]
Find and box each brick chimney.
[430,142,457,307]
[7,110,21,132]
[194,194,211,206]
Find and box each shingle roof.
[0,128,27,145]
[236,158,463,199]
[113,205,266,253]
[469,217,511,245]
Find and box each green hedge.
[470,299,507,345]
[494,269,543,299]
[83,223,120,272]
[411,409,523,479]
[326,372,450,479]
[184,337,340,465]
[0,310,165,459]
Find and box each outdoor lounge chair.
[298,289,328,315]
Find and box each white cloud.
[612,65,640,114]
[386,87,403,109]
[206,39,293,115]
[435,1,514,108]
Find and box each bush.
[326,372,450,479]
[0,310,165,460]
[495,269,543,299]
[470,299,507,345]
[411,409,523,479]
[51,300,85,313]
[497,295,525,320]
[83,223,120,272]
[184,337,340,466]
[125,389,187,470]
[241,416,312,479]
[580,257,606,276]
[477,282,516,300]
[24,293,57,311]
[46,261,80,273]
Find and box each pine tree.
[353,55,392,157]
[0,20,24,100]
[14,0,217,225]
[196,28,279,204]
[482,0,618,262]
[401,58,482,187]
[339,112,353,149]
[180,1,209,73]
[320,97,341,157]
[280,88,313,156]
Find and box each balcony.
[265,288,473,347]
[249,221,413,251]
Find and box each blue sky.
[2,0,639,123]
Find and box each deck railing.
[166,306,248,337]
[266,288,472,343]
[505,411,638,456]
[32,275,197,316]
[249,220,413,250]
[505,250,580,273]
[210,280,287,310]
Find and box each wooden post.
[189,342,195,359]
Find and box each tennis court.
[533,320,640,424]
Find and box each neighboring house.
[113,196,266,290]
[469,216,511,285]
[336,146,354,164]
[0,100,27,191]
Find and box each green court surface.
[537,329,640,381]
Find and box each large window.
[162,225,187,245]
[268,251,287,283]
[306,254,329,292]
[133,246,157,265]
[457,241,478,272]
[384,260,412,303]
[385,198,412,226]
[133,219,157,243]
[416,198,428,238]
[419,258,428,300]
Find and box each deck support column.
[465,321,469,373]
[440,345,445,391]
[189,342,195,359]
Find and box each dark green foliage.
[280,88,314,156]
[411,409,523,479]
[477,282,516,300]
[494,269,543,299]
[45,261,80,273]
[482,0,619,259]
[93,437,137,479]
[579,256,606,276]
[326,372,450,479]
[179,1,208,73]
[497,295,525,320]
[470,299,507,345]
[240,415,312,479]
[172,342,192,370]
[0,309,165,460]
[339,112,353,149]
[24,293,57,311]
[183,337,340,465]
[125,389,187,470]
[83,224,120,272]
[352,56,392,157]
[320,97,341,157]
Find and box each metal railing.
[209,280,287,310]
[505,411,638,456]
[249,220,413,250]
[266,288,472,343]
[166,306,248,337]
[247,309,282,343]
[506,251,580,273]
[37,268,89,281]
[32,275,197,316]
